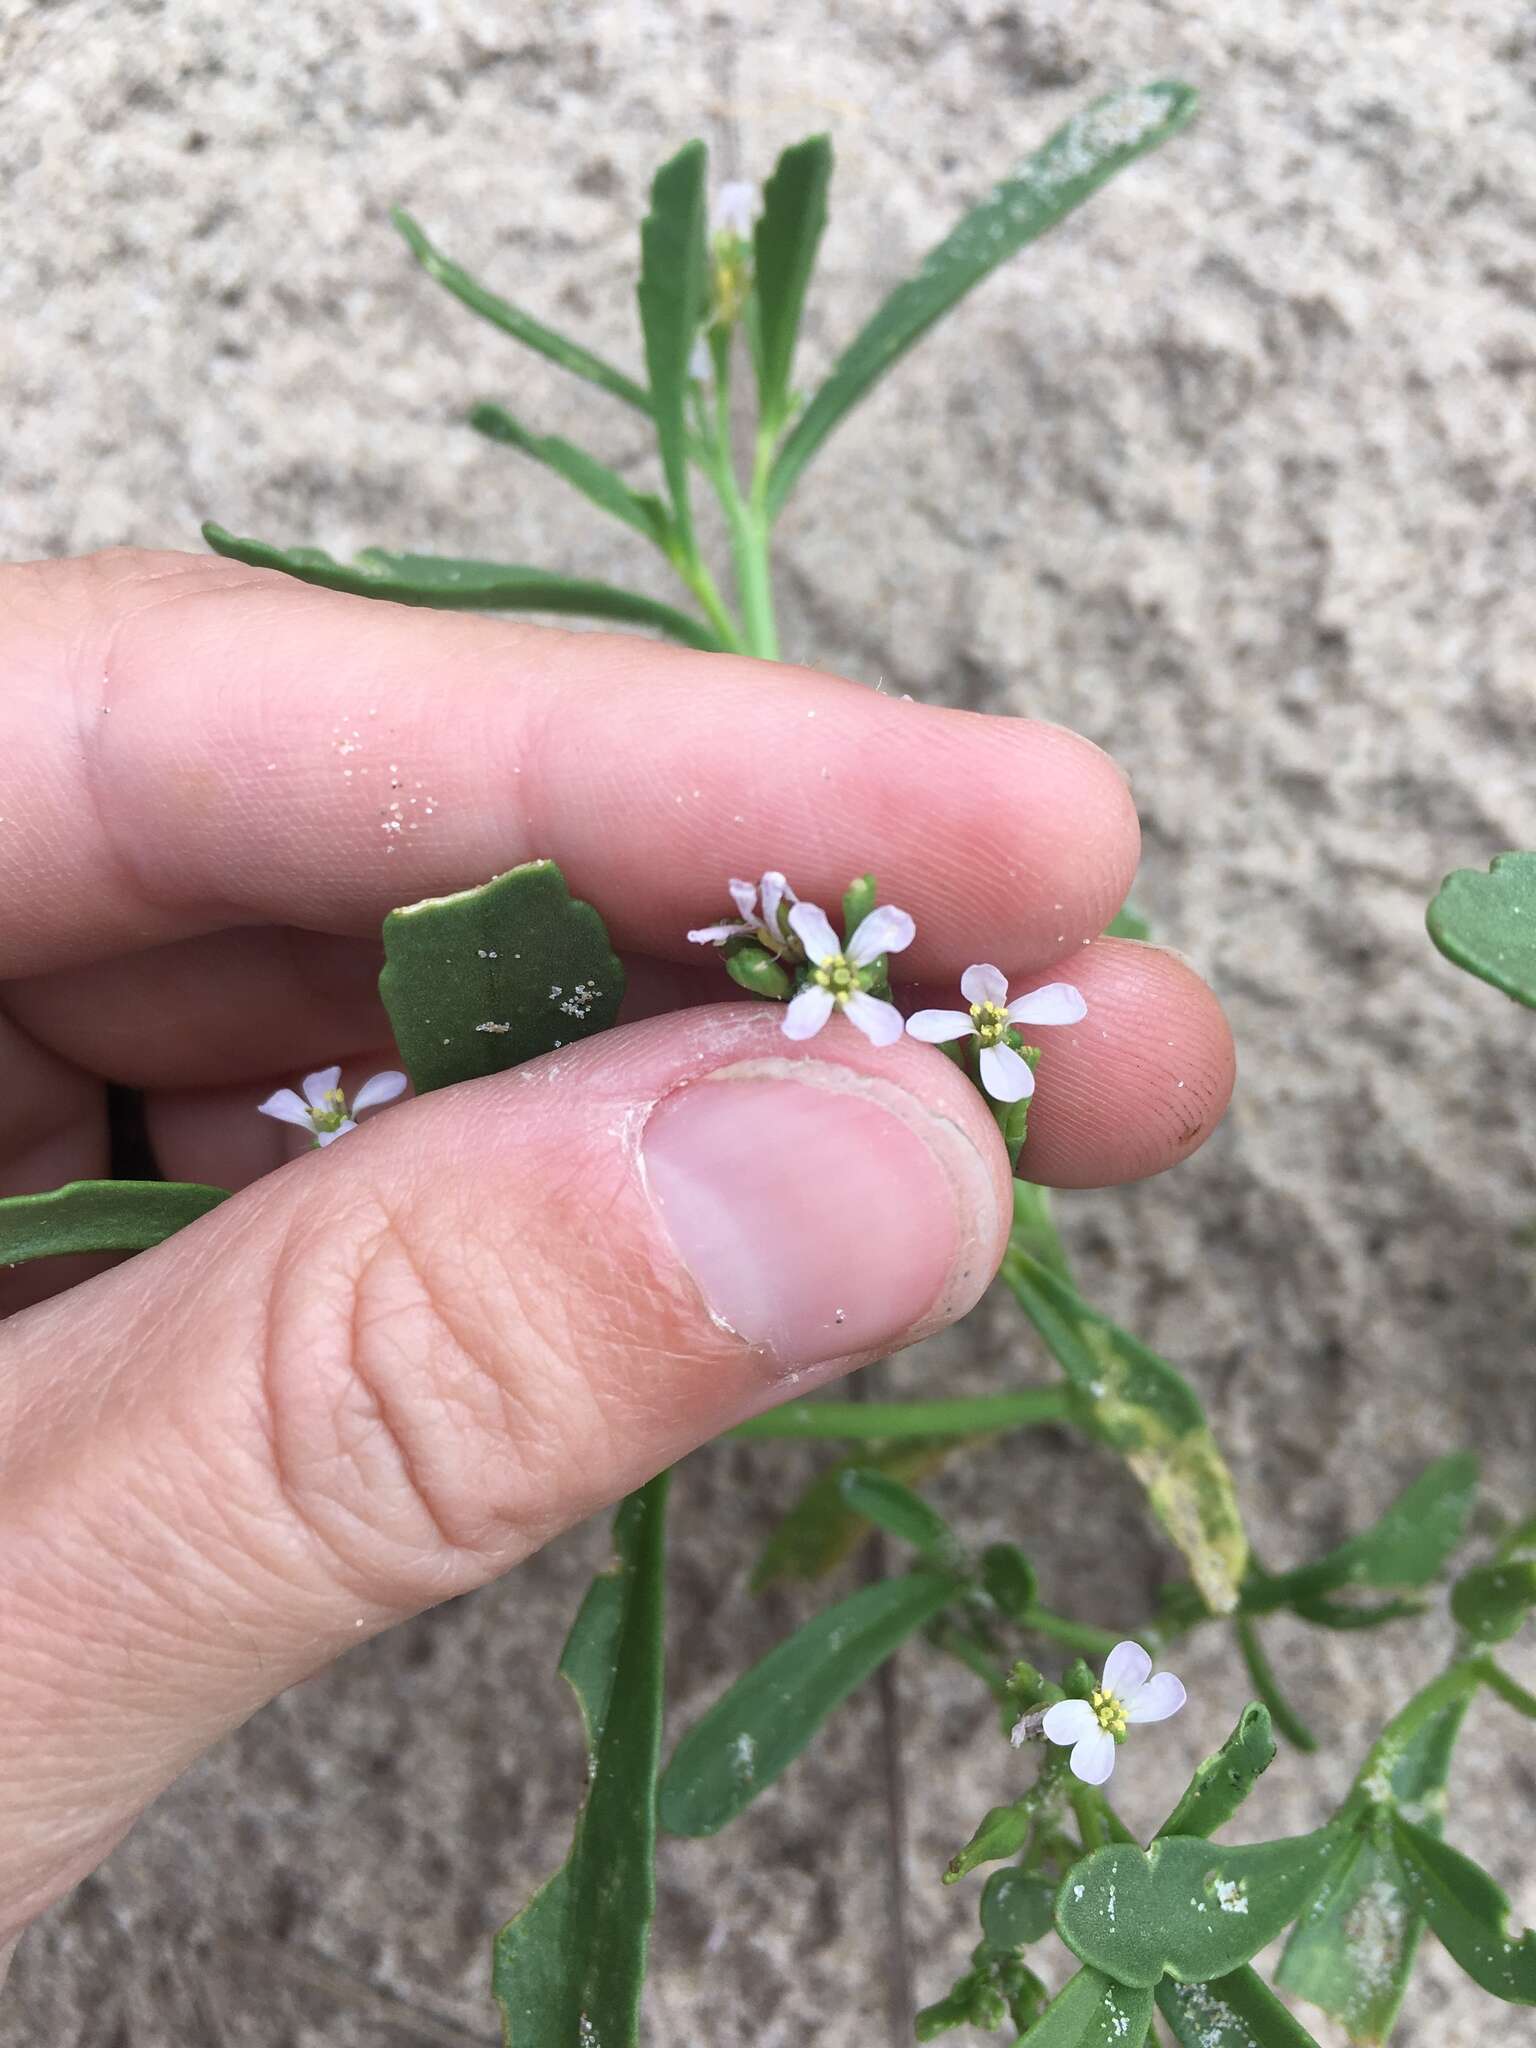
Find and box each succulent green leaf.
[981,1866,1058,1948]
[1156,1969,1321,2048]
[1450,1559,1536,1645]
[980,1542,1040,1624]
[836,1467,963,1570]
[0,1179,228,1264]
[468,403,672,548]
[1057,1830,1345,1991]
[841,872,877,937]
[1244,1453,1478,1613]
[765,83,1198,517]
[749,1436,965,1588]
[1016,1967,1154,2048]
[751,135,833,429]
[379,861,623,1095]
[1234,1620,1318,1755]
[946,1800,1035,1885]
[202,525,719,649]
[1105,903,1152,942]
[1155,1704,1276,1842]
[658,1569,961,1836]
[391,207,652,415]
[1002,1250,1248,1613]
[723,944,792,999]
[1427,851,1536,1006]
[637,140,709,550]
[491,1473,669,2048]
[1391,1815,1536,2003]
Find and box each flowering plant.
[3,86,1531,2048]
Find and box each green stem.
[1019,1606,1122,1662]
[1482,1659,1536,1720]
[1235,1615,1318,1753]
[727,1389,1075,1441]
[674,553,743,653]
[930,1617,1012,1705]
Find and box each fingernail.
[642,1064,997,1369]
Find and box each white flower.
[713,180,760,239]
[257,1064,408,1147]
[687,871,798,952]
[1017,1642,1186,1787]
[688,334,712,385]
[782,901,914,1048]
[906,964,1086,1103]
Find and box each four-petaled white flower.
[906,964,1086,1102]
[687,871,798,953]
[258,1065,408,1147]
[1018,1642,1186,1786]
[782,901,914,1048]
[712,180,760,239]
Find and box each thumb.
[0,1003,1009,1936]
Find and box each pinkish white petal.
[713,179,759,237]
[782,984,835,1040]
[351,1070,409,1113]
[979,1042,1035,1103]
[257,1088,316,1131]
[1070,1728,1118,1786]
[1041,1699,1098,1746]
[787,902,841,966]
[688,919,755,946]
[843,990,905,1047]
[728,877,759,920]
[1007,983,1087,1028]
[301,1065,343,1109]
[759,870,796,933]
[1125,1672,1187,1725]
[960,962,1009,1008]
[846,905,915,967]
[1102,1641,1153,1700]
[905,1008,975,1044]
[315,1118,357,1147]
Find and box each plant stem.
[728,1389,1075,1441]
[1235,1615,1319,1753]
[1019,1606,1122,1661]
[674,553,743,653]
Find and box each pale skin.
[0,549,1235,1958]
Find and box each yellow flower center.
[812,954,860,1005]
[313,1088,350,1133]
[1091,1687,1129,1739]
[970,999,1012,1048]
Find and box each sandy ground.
[2,2,1534,2043]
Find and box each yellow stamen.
[970,999,1012,1048]
[1091,1686,1129,1738]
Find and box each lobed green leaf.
[751,135,833,430]
[0,1179,228,1264]
[1427,850,1536,1007]
[637,141,709,550]
[469,402,672,548]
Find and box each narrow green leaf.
[1245,1453,1478,1613]
[1427,851,1536,1007]
[1392,1815,1536,2003]
[637,141,709,550]
[491,1473,669,2048]
[1157,1969,1321,2048]
[1287,1591,1425,1631]
[980,1542,1040,1624]
[981,1866,1057,1948]
[837,1467,964,1569]
[1155,1704,1276,1842]
[0,1179,228,1264]
[202,525,721,650]
[766,83,1198,517]
[751,135,833,428]
[392,207,652,415]
[469,403,672,547]
[1002,1250,1249,1613]
[379,861,623,1094]
[1105,904,1152,942]
[729,1389,1076,1441]
[658,1569,961,1836]
[1451,1559,1536,1645]
[749,1436,964,1588]
[1017,1968,1154,2048]
[1235,1619,1318,1754]
[1483,1661,1536,1719]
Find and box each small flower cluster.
[1011,1641,1186,1786]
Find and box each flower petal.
[787,902,841,966]
[905,1009,975,1044]
[315,1118,357,1147]
[301,1065,343,1108]
[1125,1672,1187,1725]
[782,984,835,1040]
[979,1042,1036,1103]
[960,962,1009,1008]
[351,1070,409,1113]
[687,919,754,946]
[844,991,905,1048]
[1102,1641,1153,1700]
[1006,982,1088,1028]
[1008,1715,1032,1750]
[759,870,796,934]
[728,877,759,921]
[1070,1728,1117,1786]
[713,179,759,236]
[846,904,915,967]
[257,1088,316,1130]
[1041,1699,1098,1746]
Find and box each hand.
[0,549,1233,1953]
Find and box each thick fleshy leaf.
[1057,1829,1346,1991]
[1244,1453,1478,1613]
[0,1179,229,1264]
[1157,1969,1321,2048]
[1104,903,1151,942]
[750,1437,969,1589]
[379,861,623,1094]
[201,525,721,650]
[982,1867,1058,1948]
[658,1570,961,1836]
[1002,1249,1249,1613]
[491,1473,669,2048]
[751,135,833,430]
[1427,851,1536,1007]
[1155,1704,1276,1842]
[468,403,672,547]
[1392,1814,1536,2003]
[392,207,652,415]
[945,1800,1036,1885]
[1450,1558,1536,1645]
[637,140,709,549]
[1015,1968,1154,2048]
[765,83,1198,517]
